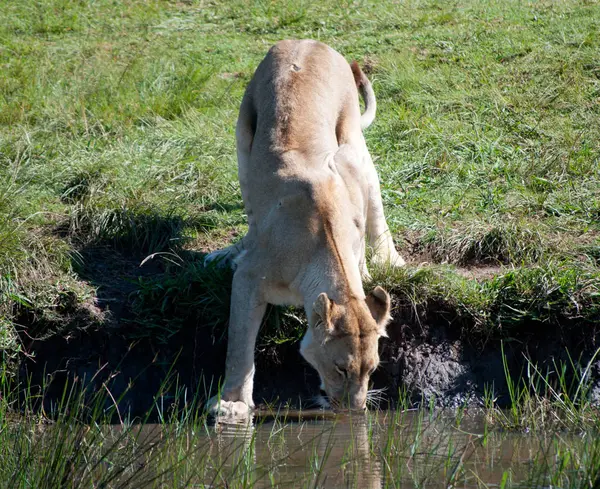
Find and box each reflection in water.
[210,412,383,488]
[347,418,382,489]
[204,410,594,488]
[213,416,257,486]
[89,410,595,488]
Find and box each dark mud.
[15,247,600,418]
[381,312,600,407]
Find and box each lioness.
[206,39,404,417]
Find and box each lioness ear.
[312,292,334,334]
[366,286,391,336]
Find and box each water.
[125,409,590,488]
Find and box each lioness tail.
[350,61,377,130]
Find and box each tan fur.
[206,40,404,418]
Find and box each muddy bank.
[380,313,600,407]
[18,310,600,418]
[14,248,600,417]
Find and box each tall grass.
[483,344,600,432]
[2,354,600,488]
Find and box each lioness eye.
[335,365,347,378]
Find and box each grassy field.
[1,0,599,373]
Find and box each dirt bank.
[14,248,600,417]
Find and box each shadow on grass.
[17,208,321,419]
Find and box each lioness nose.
[351,396,367,411]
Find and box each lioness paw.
[372,250,406,268]
[203,248,238,269]
[206,397,252,420]
[388,252,406,267]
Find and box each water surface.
[131,409,586,488]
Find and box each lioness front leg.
[206,267,266,418]
[364,151,405,267]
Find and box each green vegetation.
[1,370,599,488]
[1,0,599,376]
[486,345,600,431]
[2,1,600,486]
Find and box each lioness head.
[300,286,391,411]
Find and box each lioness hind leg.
[203,239,245,269]
[236,87,257,234]
[206,266,266,418]
[364,151,405,267]
[205,89,256,271]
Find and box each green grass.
[1,0,599,379]
[3,2,600,486]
